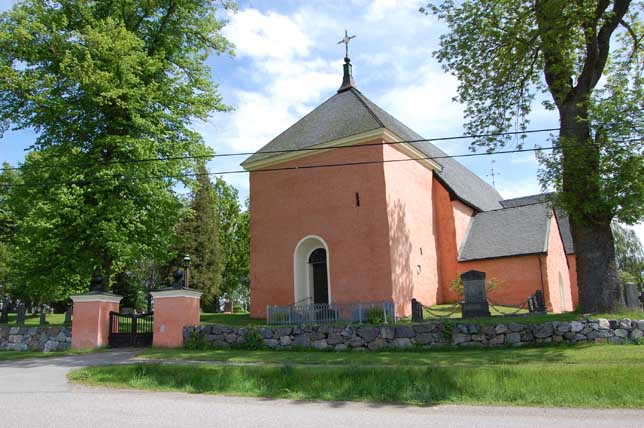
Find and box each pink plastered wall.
[543,214,574,313]
[382,145,439,316]
[71,300,120,349]
[153,295,201,348]
[568,254,579,308]
[458,255,546,307]
[248,139,393,318]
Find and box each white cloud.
[223,9,312,61]
[378,65,463,137]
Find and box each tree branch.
[620,18,644,63]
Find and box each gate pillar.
[70,292,122,349]
[150,288,202,348]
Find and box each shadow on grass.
[68,361,644,408]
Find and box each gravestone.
[623,283,640,310]
[64,309,72,326]
[39,312,47,325]
[0,299,8,323]
[460,270,490,318]
[411,298,424,322]
[16,303,26,325]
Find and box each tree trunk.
[559,102,622,313]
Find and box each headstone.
[460,270,490,318]
[623,283,640,310]
[64,309,72,326]
[0,299,8,323]
[16,303,26,325]
[39,312,47,325]
[411,298,424,322]
[223,301,233,314]
[533,290,546,313]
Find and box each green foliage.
[184,330,210,351]
[365,306,385,324]
[214,179,250,302]
[424,0,644,312]
[0,1,234,301]
[239,329,265,351]
[441,321,454,341]
[174,163,223,306]
[613,222,644,288]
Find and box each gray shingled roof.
[459,203,553,261]
[242,87,503,212]
[500,194,575,254]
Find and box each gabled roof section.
[242,87,504,212]
[500,193,575,254]
[459,202,552,261]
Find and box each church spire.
[337,30,357,93]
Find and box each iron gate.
[108,311,154,347]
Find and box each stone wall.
[0,326,72,352]
[185,318,644,350]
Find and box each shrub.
[240,328,265,350]
[365,306,385,324]
[184,330,209,350]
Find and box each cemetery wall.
[0,326,72,352]
[186,318,644,351]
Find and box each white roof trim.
[242,127,442,172]
[71,293,123,303]
[151,289,203,300]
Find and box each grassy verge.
[139,343,644,367]
[0,349,94,361]
[69,362,644,408]
[0,313,68,327]
[199,313,263,326]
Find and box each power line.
[1,124,636,172]
[3,139,640,188]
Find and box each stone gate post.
[150,288,202,348]
[70,292,122,349]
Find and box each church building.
[242,53,578,319]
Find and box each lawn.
[0,313,68,327]
[139,343,644,367]
[0,349,94,361]
[69,346,644,408]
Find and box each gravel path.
[1,351,643,428]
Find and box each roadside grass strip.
[69,362,644,408]
[139,343,644,367]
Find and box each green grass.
[199,312,264,326]
[68,360,644,408]
[139,343,644,367]
[0,313,68,327]
[0,349,94,361]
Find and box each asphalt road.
[1,351,643,428]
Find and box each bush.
[365,306,385,324]
[184,330,209,350]
[239,328,265,350]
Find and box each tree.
[424,0,644,312]
[612,223,644,287]
[174,163,223,305]
[0,163,18,299]
[214,179,249,302]
[0,1,234,298]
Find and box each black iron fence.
[108,311,153,347]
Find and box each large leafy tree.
[174,163,223,305]
[424,1,644,312]
[0,0,233,298]
[214,179,249,301]
[613,223,644,287]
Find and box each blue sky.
[1,0,642,240]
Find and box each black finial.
[337,30,357,93]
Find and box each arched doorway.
[293,235,331,305]
[309,248,329,304]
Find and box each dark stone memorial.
[460,270,490,318]
[64,309,72,326]
[411,298,424,322]
[16,303,26,325]
[623,283,641,310]
[0,299,9,324]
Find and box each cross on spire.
[486,159,500,187]
[337,29,356,58]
